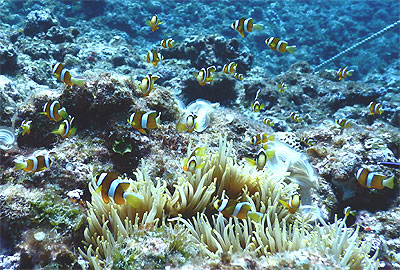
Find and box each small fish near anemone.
[41,100,68,122]
[300,137,316,147]
[182,145,206,173]
[355,168,394,189]
[231,17,263,37]
[336,118,351,129]
[20,119,32,136]
[245,144,275,171]
[146,14,164,32]
[233,72,243,81]
[263,118,274,126]
[249,133,274,146]
[343,206,356,217]
[128,111,161,135]
[279,194,300,214]
[176,113,199,133]
[337,67,354,81]
[177,99,213,133]
[52,115,77,139]
[14,155,52,173]
[290,112,302,123]
[251,89,265,112]
[222,62,237,75]
[193,66,216,86]
[94,172,144,207]
[369,101,383,115]
[214,198,262,222]
[145,49,164,67]
[265,37,296,54]
[160,38,175,48]
[140,74,160,97]
[277,82,287,93]
[51,62,85,87]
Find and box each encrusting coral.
[79,136,379,269]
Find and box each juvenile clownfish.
[343,206,356,217]
[277,82,287,93]
[214,198,262,222]
[52,115,77,139]
[20,119,32,136]
[223,62,237,74]
[160,38,175,48]
[336,119,351,129]
[369,101,383,115]
[355,168,394,189]
[300,137,316,147]
[140,74,160,97]
[251,89,265,112]
[193,66,216,86]
[145,14,164,32]
[231,17,263,38]
[94,172,144,207]
[176,113,199,133]
[128,111,161,135]
[41,100,68,122]
[15,155,52,173]
[337,67,354,81]
[250,133,274,146]
[183,145,207,173]
[145,50,164,67]
[290,112,302,123]
[263,118,273,126]
[279,194,300,214]
[245,144,275,171]
[51,63,85,87]
[265,37,296,54]
[233,73,243,81]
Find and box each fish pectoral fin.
[123,192,144,208]
[245,157,256,166]
[278,199,290,209]
[248,211,262,222]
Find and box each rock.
[45,26,74,44]
[24,9,58,36]
[0,42,18,74]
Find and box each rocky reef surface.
[0,0,399,269]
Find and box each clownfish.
[336,119,351,129]
[193,66,216,86]
[51,63,85,87]
[265,37,296,54]
[355,168,394,189]
[160,38,175,48]
[337,67,354,81]
[15,155,52,173]
[128,111,161,135]
[290,112,302,123]
[300,137,316,147]
[183,146,207,172]
[251,89,265,112]
[41,100,68,122]
[231,17,263,38]
[52,115,76,139]
[94,172,144,207]
[263,118,274,126]
[214,198,262,222]
[145,14,164,32]
[369,101,383,115]
[250,133,274,146]
[145,50,164,67]
[20,119,32,136]
[140,74,160,97]
[277,82,287,93]
[233,73,243,81]
[245,144,275,171]
[223,62,237,74]
[279,194,300,214]
[343,206,356,217]
[176,113,199,133]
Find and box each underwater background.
[0,0,399,269]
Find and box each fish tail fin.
[176,123,187,132]
[70,127,77,136]
[347,70,354,76]
[14,161,27,171]
[196,146,207,156]
[248,211,263,222]
[254,24,263,31]
[123,192,144,208]
[287,45,296,54]
[196,162,205,170]
[52,124,64,136]
[71,77,85,87]
[382,175,395,189]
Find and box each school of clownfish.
[14,15,398,221]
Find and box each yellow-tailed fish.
[145,49,164,67]
[300,137,316,147]
[337,67,354,81]
[355,168,394,189]
[251,89,264,112]
[277,82,287,93]
[265,37,296,54]
[145,14,164,32]
[176,113,199,133]
[128,111,161,135]
[343,206,356,217]
[279,194,300,214]
[20,119,32,136]
[245,144,275,171]
[231,17,263,38]
[52,115,76,139]
[214,198,262,222]
[336,119,351,129]
[14,155,52,173]
[369,101,383,115]
[250,133,274,146]
[233,72,243,80]
[263,118,273,126]
[94,172,144,207]
[290,112,302,123]
[51,62,85,87]
[193,66,216,86]
[223,62,237,74]
[183,145,206,172]
[41,100,68,122]
[160,38,175,48]
[140,74,160,97]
